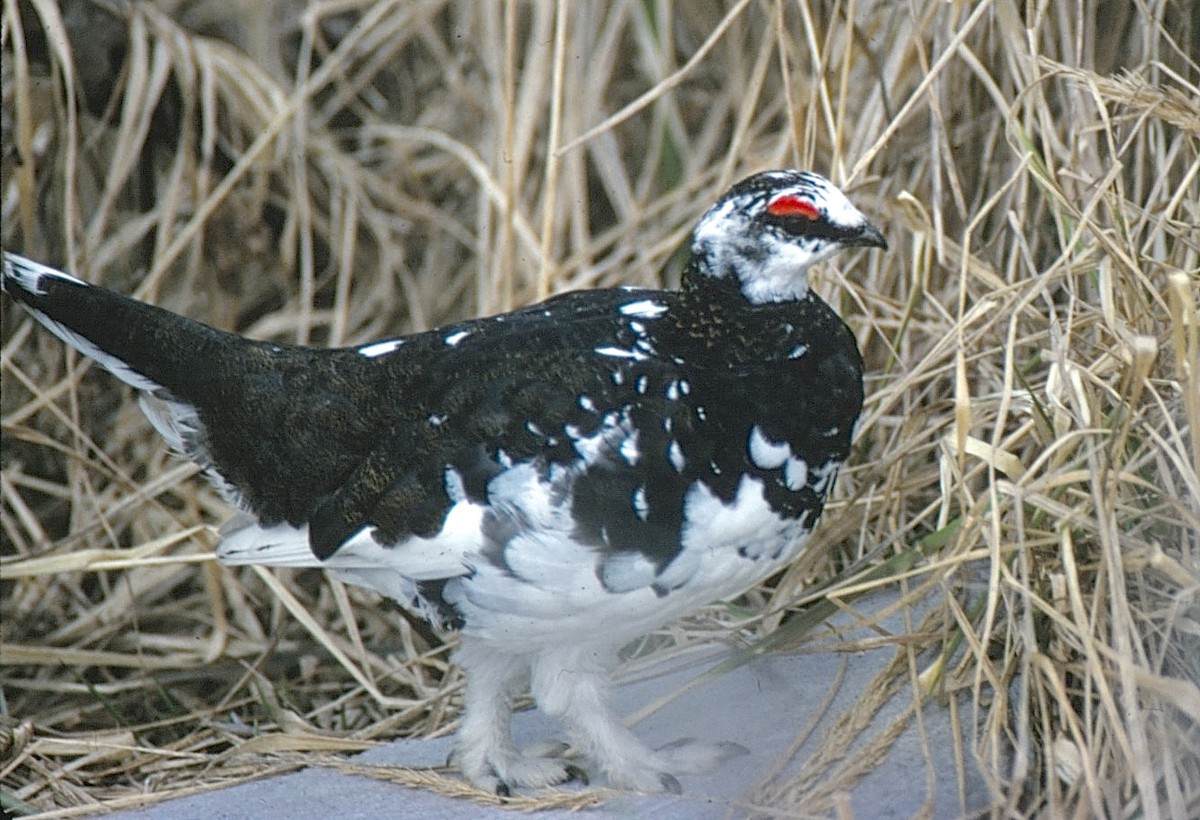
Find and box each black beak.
[847,221,888,251]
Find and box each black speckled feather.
[3,259,862,567]
[3,169,886,794]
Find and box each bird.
[2,169,886,795]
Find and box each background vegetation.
[2,1,1197,816]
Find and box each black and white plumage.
[2,170,886,794]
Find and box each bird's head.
[688,170,887,304]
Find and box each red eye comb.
[766,195,821,220]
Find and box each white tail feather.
[216,516,319,567]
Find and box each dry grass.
[1,1,1198,817]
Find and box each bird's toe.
[655,737,749,774]
[599,764,683,794]
[594,737,748,793]
[458,747,574,794]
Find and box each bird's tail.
[2,251,253,454]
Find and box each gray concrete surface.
[103,590,992,818]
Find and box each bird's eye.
[766,195,821,220]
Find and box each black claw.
[565,764,590,785]
[495,781,511,797]
[659,772,682,795]
[722,741,750,758]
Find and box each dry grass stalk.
[2,1,1197,816]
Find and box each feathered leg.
[529,647,681,793]
[452,637,572,793]
[529,646,747,793]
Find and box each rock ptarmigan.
[2,170,886,793]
